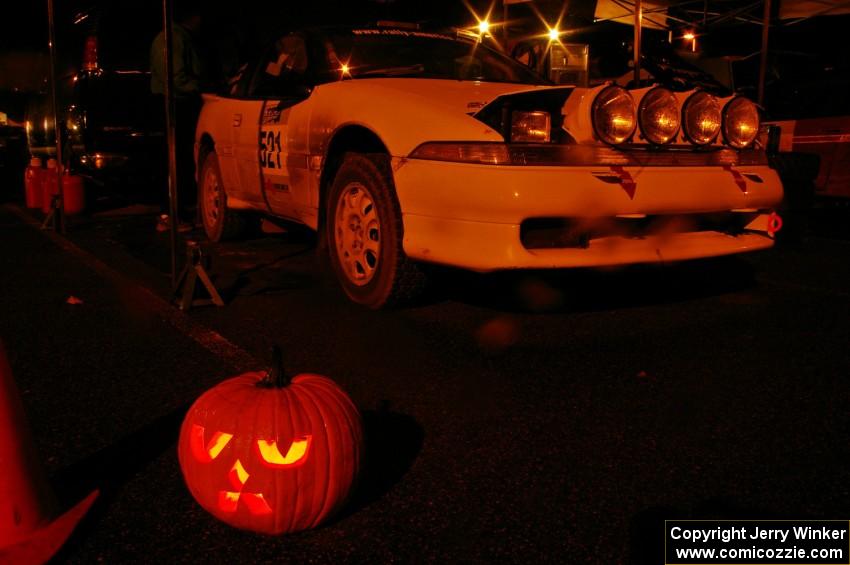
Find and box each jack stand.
[172,240,224,311]
[40,195,61,231]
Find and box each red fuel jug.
[62,173,85,216]
[24,158,43,209]
[41,159,59,214]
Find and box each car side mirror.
[291,83,312,99]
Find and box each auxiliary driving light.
[638,87,680,145]
[722,97,760,149]
[591,85,636,145]
[682,91,721,145]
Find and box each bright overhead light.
[478,20,490,35]
[682,31,697,51]
[548,27,560,41]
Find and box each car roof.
[296,24,469,41]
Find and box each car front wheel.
[326,153,426,308]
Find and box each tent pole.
[757,0,771,106]
[46,0,65,234]
[162,0,179,286]
[634,0,642,85]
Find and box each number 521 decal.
[260,127,283,170]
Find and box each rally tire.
[199,152,251,242]
[325,152,427,309]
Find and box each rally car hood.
[310,78,571,156]
[349,78,559,114]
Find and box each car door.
[209,64,251,200]
[229,61,265,206]
[239,33,313,220]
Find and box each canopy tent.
[593,0,850,30]
[594,0,672,29]
[780,0,850,19]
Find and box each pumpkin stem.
[261,345,290,388]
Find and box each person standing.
[150,4,203,232]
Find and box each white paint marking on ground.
[4,204,260,373]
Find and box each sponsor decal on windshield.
[351,29,455,41]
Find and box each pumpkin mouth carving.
[219,458,273,515]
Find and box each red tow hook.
[767,212,783,237]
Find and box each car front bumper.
[393,159,783,271]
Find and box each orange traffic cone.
[0,341,97,564]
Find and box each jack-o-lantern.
[178,347,363,534]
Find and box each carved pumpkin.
[178,347,363,534]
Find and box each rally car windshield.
[322,30,548,85]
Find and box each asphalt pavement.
[1,201,849,564]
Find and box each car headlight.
[591,85,636,145]
[682,91,721,145]
[511,111,551,143]
[638,87,680,145]
[722,97,760,149]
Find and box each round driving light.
[723,97,760,149]
[638,87,680,145]
[592,85,637,145]
[682,91,721,145]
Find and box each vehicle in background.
[22,3,166,195]
[62,4,165,192]
[763,58,850,201]
[0,93,32,200]
[195,25,782,308]
[723,16,850,202]
[0,122,28,199]
[64,65,164,189]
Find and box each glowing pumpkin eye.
[256,436,311,468]
[190,424,233,463]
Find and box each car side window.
[225,63,251,98]
[249,34,310,98]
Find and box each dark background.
[3,0,849,121]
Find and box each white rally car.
[195,25,783,308]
